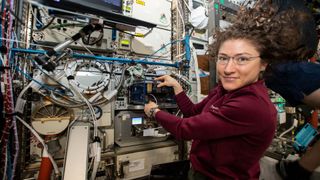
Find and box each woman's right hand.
[155,75,183,95]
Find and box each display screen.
[39,0,157,28]
[50,0,122,13]
[132,117,143,125]
[104,0,121,7]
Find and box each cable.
[279,118,298,138]
[15,116,60,176]
[14,66,65,94]
[142,39,182,61]
[30,6,55,31]
[68,80,98,136]
[0,37,58,49]
[177,0,186,37]
[182,0,192,12]
[148,94,158,104]
[190,44,201,101]
[32,60,71,93]
[64,59,110,94]
[7,5,25,26]
[49,23,84,29]
[50,29,95,55]
[82,24,104,45]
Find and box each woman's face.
[217,39,267,91]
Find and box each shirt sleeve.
[175,90,215,117]
[155,91,271,140]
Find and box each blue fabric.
[265,62,320,106]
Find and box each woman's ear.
[260,62,268,71]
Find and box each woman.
[144,2,281,178]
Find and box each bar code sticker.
[129,159,145,172]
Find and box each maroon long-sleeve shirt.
[155,80,277,179]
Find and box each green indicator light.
[214,3,219,9]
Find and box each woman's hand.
[155,75,183,95]
[144,101,160,118]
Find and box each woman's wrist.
[173,85,183,95]
[153,108,160,117]
[149,107,160,117]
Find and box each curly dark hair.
[209,0,316,64]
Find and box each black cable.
[7,5,25,26]
[82,25,104,45]
[31,59,72,94]
[34,16,55,31]
[0,79,3,135]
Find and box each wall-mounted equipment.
[31,0,157,28]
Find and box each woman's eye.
[237,57,249,62]
[218,57,228,61]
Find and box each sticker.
[120,39,130,45]
[129,159,145,172]
[136,0,145,6]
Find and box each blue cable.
[11,48,181,68]
[15,66,65,95]
[0,0,5,46]
[184,35,191,64]
[30,58,72,93]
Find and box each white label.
[128,159,145,172]
[278,112,286,124]
[30,80,42,91]
[15,99,26,114]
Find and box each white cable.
[2,147,7,180]
[68,80,98,137]
[65,59,110,94]
[15,116,60,175]
[177,1,186,38]
[87,156,95,174]
[190,45,201,102]
[0,37,56,49]
[148,94,158,104]
[175,109,181,116]
[175,52,186,59]
[182,0,192,12]
[90,142,101,180]
[15,82,33,113]
[11,31,19,76]
[0,54,5,65]
[30,6,44,26]
[279,118,298,138]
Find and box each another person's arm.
[299,139,320,172]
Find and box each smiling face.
[217,39,268,91]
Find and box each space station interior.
[0,0,319,179]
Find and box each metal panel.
[116,145,178,179]
[131,0,171,30]
[63,123,90,180]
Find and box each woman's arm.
[154,92,275,140]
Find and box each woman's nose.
[223,60,236,74]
